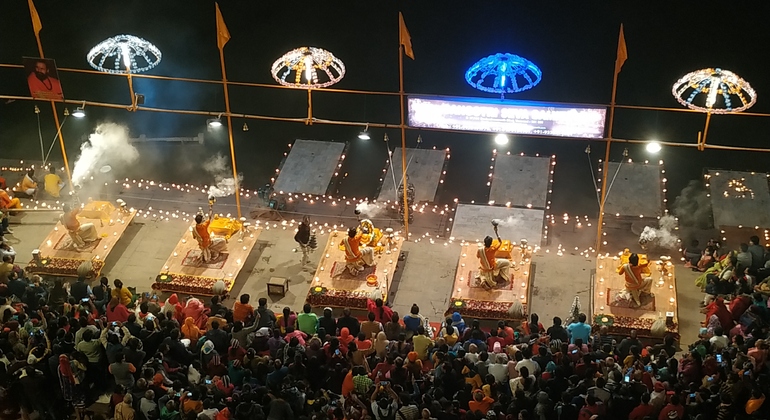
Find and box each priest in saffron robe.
[617,252,653,307]
[342,226,374,276]
[61,203,98,250]
[476,235,512,289]
[192,204,227,263]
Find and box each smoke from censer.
[204,153,242,198]
[355,201,385,218]
[71,123,138,186]
[639,215,680,249]
[672,180,713,229]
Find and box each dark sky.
[2,1,770,215]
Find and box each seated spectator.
[232,294,254,324]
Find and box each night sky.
[2,1,770,217]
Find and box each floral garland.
[305,287,370,309]
[152,273,233,296]
[594,315,679,339]
[26,257,104,278]
[445,298,527,321]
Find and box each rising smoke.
[672,180,714,229]
[203,153,242,198]
[639,215,680,249]
[71,123,138,186]
[355,201,385,218]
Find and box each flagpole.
[29,0,73,192]
[215,4,242,219]
[595,25,625,252]
[399,43,409,240]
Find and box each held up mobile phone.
[644,365,652,372]
[689,393,696,398]
[205,379,212,385]
[81,297,90,303]
[716,354,723,363]
[624,375,630,383]
[744,370,751,376]
[571,349,578,354]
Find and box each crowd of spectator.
[0,251,769,420]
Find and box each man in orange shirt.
[468,389,495,413]
[342,226,374,276]
[0,189,21,210]
[60,203,98,250]
[192,203,226,263]
[617,253,653,307]
[476,234,512,289]
[232,294,254,323]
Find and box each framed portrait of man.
[23,57,64,101]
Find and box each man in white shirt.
[515,347,540,376]
[488,353,509,383]
[709,326,729,351]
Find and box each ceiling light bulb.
[646,141,662,153]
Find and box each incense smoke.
[672,180,713,229]
[492,217,520,227]
[71,123,138,186]
[355,202,385,218]
[203,153,242,198]
[639,215,680,249]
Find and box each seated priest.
[475,235,511,289]
[343,226,374,276]
[617,252,653,307]
[14,169,38,198]
[61,203,99,250]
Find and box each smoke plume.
[639,215,680,249]
[672,180,713,229]
[203,153,242,198]
[355,202,385,218]
[71,123,138,186]
[493,217,519,227]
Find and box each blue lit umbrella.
[465,53,542,99]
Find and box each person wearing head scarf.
[704,297,734,331]
[162,293,183,323]
[406,351,423,378]
[339,327,355,347]
[106,296,130,323]
[58,354,86,416]
[182,297,209,330]
[181,317,202,342]
[451,312,467,334]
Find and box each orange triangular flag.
[615,24,627,74]
[215,3,231,50]
[28,0,43,36]
[399,12,414,60]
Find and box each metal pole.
[399,43,409,239]
[595,67,622,251]
[217,44,242,219]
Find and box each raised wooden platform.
[26,206,137,278]
[592,252,679,338]
[446,242,532,321]
[153,222,261,296]
[306,230,404,309]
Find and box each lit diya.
[366,274,378,287]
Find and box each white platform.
[451,204,545,244]
[602,162,664,218]
[489,154,552,208]
[707,170,770,228]
[377,148,446,203]
[273,139,346,195]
